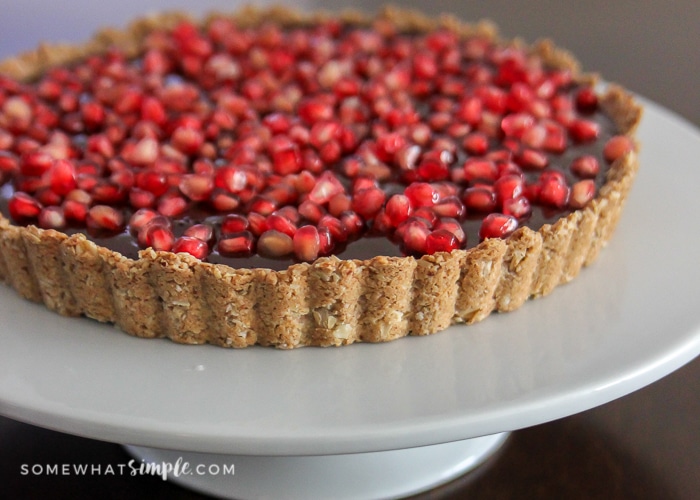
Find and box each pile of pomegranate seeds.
[0,18,634,263]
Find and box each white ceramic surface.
[125,433,509,500]
[1,99,700,459]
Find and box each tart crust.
[0,6,642,348]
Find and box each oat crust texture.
[0,6,642,348]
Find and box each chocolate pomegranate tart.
[0,7,641,348]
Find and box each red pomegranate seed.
[35,188,63,207]
[568,119,600,142]
[210,191,241,212]
[575,87,598,113]
[8,192,42,220]
[385,194,412,227]
[603,135,635,163]
[570,155,600,178]
[479,213,519,240]
[404,182,439,208]
[339,211,364,238]
[38,206,66,229]
[171,126,204,155]
[269,136,302,175]
[136,171,169,197]
[129,208,159,233]
[425,229,460,254]
[398,218,430,255]
[374,132,407,163]
[86,205,124,231]
[502,195,532,219]
[129,188,156,209]
[494,174,524,205]
[214,166,248,193]
[463,159,498,183]
[218,231,255,256]
[463,187,497,213]
[221,214,249,235]
[258,229,294,258]
[351,187,386,219]
[172,236,210,259]
[62,200,88,223]
[298,97,334,125]
[143,224,175,251]
[308,171,345,205]
[298,200,325,223]
[501,113,535,139]
[569,179,596,209]
[179,173,214,201]
[434,217,466,245]
[266,213,297,237]
[20,150,54,177]
[319,214,348,243]
[44,159,77,196]
[433,196,465,218]
[327,193,351,217]
[293,225,321,261]
[538,177,570,209]
[157,194,188,217]
[462,132,489,156]
[514,148,548,170]
[129,137,159,165]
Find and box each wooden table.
[2,352,699,499]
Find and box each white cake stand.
[2,99,700,500]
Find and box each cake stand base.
[124,432,508,500]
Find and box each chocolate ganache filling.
[0,18,626,271]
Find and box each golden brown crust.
[0,6,643,348]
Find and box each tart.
[0,7,641,348]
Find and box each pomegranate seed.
[351,187,386,219]
[218,231,255,256]
[129,188,156,209]
[374,132,407,163]
[38,206,66,229]
[603,135,635,163]
[143,224,175,252]
[568,119,600,142]
[293,225,321,261]
[179,173,214,201]
[463,186,497,213]
[434,217,466,245]
[257,229,294,258]
[269,136,302,175]
[210,191,241,212]
[308,171,345,204]
[266,213,297,237]
[86,205,124,231]
[575,87,598,113]
[8,192,43,220]
[404,182,439,208]
[136,171,169,197]
[501,113,535,139]
[398,218,430,255]
[479,213,518,240]
[539,177,570,209]
[570,155,600,178]
[494,174,524,205]
[425,229,460,254]
[569,179,596,209]
[298,97,334,125]
[44,159,77,196]
[327,193,351,217]
[221,214,250,235]
[129,137,159,164]
[128,208,159,233]
[157,194,188,217]
[339,211,364,238]
[172,236,210,259]
[171,126,204,155]
[298,200,326,223]
[182,224,213,243]
[515,148,548,170]
[502,195,532,219]
[385,194,412,227]
[62,200,88,223]
[463,132,489,156]
[463,159,499,183]
[433,196,465,218]
[21,150,54,177]
[214,166,248,193]
[319,214,348,243]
